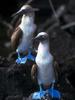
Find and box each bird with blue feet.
[11,4,39,64]
[31,32,61,100]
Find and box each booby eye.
[41,35,47,40]
[42,35,46,38]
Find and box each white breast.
[36,42,55,85]
[17,16,36,52]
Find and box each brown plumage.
[7,15,22,38]
[31,64,37,82]
[11,27,23,50]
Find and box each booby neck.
[37,40,50,56]
[19,15,35,33]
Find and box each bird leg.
[16,49,36,64]
[16,49,28,64]
[27,49,36,61]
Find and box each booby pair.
[11,5,38,64]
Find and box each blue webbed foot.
[32,89,61,100]
[47,88,61,99]
[32,84,61,100]
[27,52,35,61]
[16,56,27,64]
[16,49,35,64]
[32,90,46,100]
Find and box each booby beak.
[11,10,22,17]
[32,35,40,42]
[11,8,39,17]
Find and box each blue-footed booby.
[11,5,38,64]
[31,32,61,99]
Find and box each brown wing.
[11,27,23,50]
[7,16,21,38]
[31,64,38,82]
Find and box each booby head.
[12,5,39,17]
[34,32,49,43]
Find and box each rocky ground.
[0,50,75,100]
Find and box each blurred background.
[0,0,75,100]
